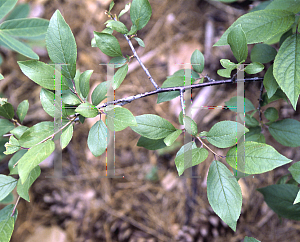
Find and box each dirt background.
[1,0,300,241]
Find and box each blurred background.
[1,0,300,241]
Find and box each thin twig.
[11,195,20,217]
[197,137,225,158]
[179,89,185,116]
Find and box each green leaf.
[19,121,54,148]
[79,70,93,98]
[0,0,18,21]
[183,116,198,136]
[109,1,114,12]
[273,34,300,110]
[227,24,248,63]
[0,205,17,242]
[130,0,152,30]
[263,65,278,98]
[226,141,292,174]
[109,56,127,68]
[112,64,128,89]
[105,106,137,131]
[5,3,29,20]
[61,90,81,105]
[4,135,20,155]
[75,102,98,118]
[127,24,138,35]
[163,129,182,146]
[264,107,278,122]
[16,100,29,123]
[250,44,277,63]
[87,120,108,157]
[190,49,205,73]
[293,190,300,205]
[17,166,40,202]
[18,140,55,183]
[207,160,242,231]
[257,184,300,219]
[217,68,233,78]
[0,193,13,204]
[0,119,14,136]
[244,62,264,74]
[18,60,69,90]
[8,150,27,175]
[265,0,300,14]
[105,20,128,34]
[46,10,77,81]
[214,10,295,46]
[130,114,176,139]
[244,113,259,127]
[0,175,17,201]
[60,123,73,149]
[0,18,49,38]
[94,32,122,57]
[91,81,109,106]
[268,119,300,147]
[0,102,14,119]
[0,32,38,59]
[261,88,288,106]
[137,136,166,150]
[10,126,28,139]
[288,161,300,184]
[178,111,183,125]
[225,96,255,112]
[175,142,208,176]
[168,69,200,79]
[133,37,145,47]
[244,236,261,242]
[220,59,237,70]
[119,3,131,18]
[245,127,265,143]
[205,121,249,148]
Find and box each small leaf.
[4,136,20,155]
[190,49,205,73]
[109,1,114,12]
[133,37,145,47]
[137,136,166,150]
[105,20,128,34]
[0,119,14,136]
[17,166,40,202]
[244,113,259,127]
[130,0,152,30]
[220,59,237,70]
[269,119,300,147]
[18,140,55,183]
[163,129,182,146]
[207,160,242,231]
[8,149,27,175]
[244,236,261,242]
[250,43,277,63]
[226,141,292,174]
[61,90,81,105]
[263,65,278,98]
[94,32,122,57]
[10,126,28,139]
[91,81,109,106]
[0,101,14,119]
[183,116,198,136]
[127,24,138,35]
[75,102,98,118]
[217,68,233,78]
[178,111,183,125]
[264,107,278,122]
[60,123,73,149]
[245,127,265,143]
[227,24,248,63]
[130,114,176,139]
[105,106,137,131]
[16,100,29,123]
[79,70,93,98]
[109,56,127,68]
[206,121,249,148]
[119,3,131,18]
[0,175,17,201]
[288,161,300,184]
[112,64,128,89]
[225,96,255,112]
[244,62,264,74]
[87,120,109,157]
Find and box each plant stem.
[11,195,20,217]
[179,89,185,116]
[197,136,226,158]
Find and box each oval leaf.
[94,32,122,57]
[244,62,264,74]
[0,204,17,242]
[16,100,29,123]
[0,175,17,201]
[91,81,109,106]
[163,129,182,146]
[75,102,98,118]
[137,136,166,150]
[87,120,108,157]
[227,24,248,63]
[250,43,277,63]
[112,64,128,90]
[0,119,14,136]
[17,166,40,202]
[105,20,128,34]
[130,0,152,30]
[60,123,73,149]
[191,49,205,73]
[105,106,137,131]
[79,70,93,98]
[263,65,278,98]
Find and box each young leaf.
[205,121,249,148]
[17,166,40,202]
[127,24,138,35]
[257,184,300,220]
[163,129,182,146]
[60,123,73,149]
[264,107,279,122]
[105,106,137,131]
[105,20,128,34]
[268,119,300,147]
[207,160,242,231]
[250,43,277,63]
[183,116,198,136]
[0,175,17,201]
[18,60,69,90]
[0,101,14,119]
[244,62,264,74]
[0,204,17,242]
[4,136,20,155]
[227,24,248,63]
[18,140,55,183]
[16,100,29,123]
[244,113,259,127]
[10,126,28,139]
[61,90,81,105]
[214,10,295,46]
[19,121,54,148]
[137,136,166,150]
[87,120,109,157]
[0,0,18,20]
[112,64,128,89]
[91,81,109,106]
[79,70,93,99]
[119,3,131,18]
[178,111,183,125]
[130,114,176,139]
[274,34,300,110]
[109,1,114,12]
[226,141,292,174]
[94,32,122,57]
[130,0,152,30]
[190,49,205,73]
[8,150,27,175]
[217,68,233,78]
[46,10,77,81]
[133,37,145,47]
[220,59,237,70]
[225,96,255,112]
[263,65,278,98]
[109,56,127,68]
[0,119,14,136]
[75,102,98,118]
